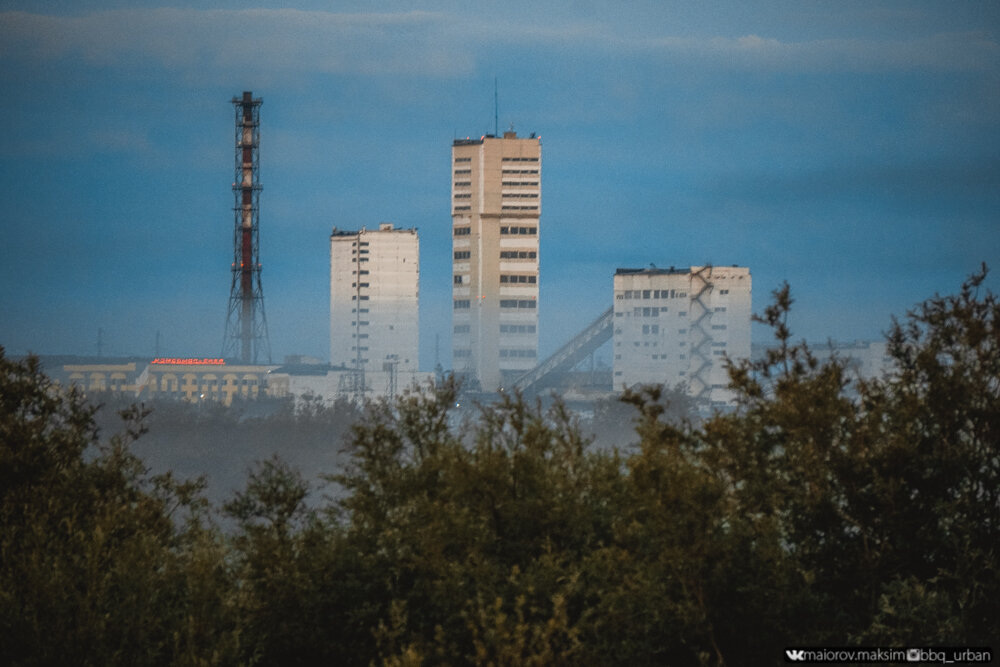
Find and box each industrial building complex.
[33,93,893,410]
[613,266,752,407]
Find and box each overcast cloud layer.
[1,1,998,366]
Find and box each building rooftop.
[615,267,691,276]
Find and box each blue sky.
[1,1,998,368]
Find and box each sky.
[1,1,998,370]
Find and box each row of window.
[501,157,539,162]
[454,227,471,236]
[501,205,539,211]
[454,193,471,199]
[503,193,538,199]
[501,226,537,235]
[500,250,537,259]
[455,157,471,163]
[502,181,538,186]
[352,282,369,288]
[500,299,537,309]
[500,274,537,284]
[454,181,471,187]
[454,168,471,175]
[454,250,471,259]
[619,289,688,300]
[452,324,537,334]
[500,349,537,358]
[502,169,538,175]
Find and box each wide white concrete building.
[451,131,541,391]
[330,223,419,382]
[613,265,751,407]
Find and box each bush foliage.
[2,268,997,665]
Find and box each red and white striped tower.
[222,91,271,364]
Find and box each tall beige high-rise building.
[451,131,541,391]
[330,223,419,376]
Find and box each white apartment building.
[452,131,541,391]
[613,265,751,407]
[330,223,419,377]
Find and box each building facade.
[451,131,541,391]
[613,266,751,407]
[330,223,419,382]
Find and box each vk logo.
[785,649,806,661]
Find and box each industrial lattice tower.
[222,91,271,364]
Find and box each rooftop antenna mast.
[494,77,498,137]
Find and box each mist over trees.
[1,268,997,665]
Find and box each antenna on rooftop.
[494,76,498,137]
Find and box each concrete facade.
[613,266,751,407]
[330,223,419,377]
[451,131,541,391]
[267,365,435,405]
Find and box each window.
[454,250,471,260]
[643,290,651,299]
[454,193,471,199]
[454,324,471,333]
[500,349,537,358]
[454,349,471,358]
[454,169,471,175]
[502,181,538,187]
[500,275,537,284]
[454,227,471,236]
[454,299,470,309]
[454,275,463,284]
[501,156,539,162]
[500,324,536,334]
[500,226,537,235]
[720,289,730,295]
[454,181,471,187]
[455,157,471,163]
[715,306,727,312]
[500,250,537,259]
[711,324,728,330]
[500,299,536,309]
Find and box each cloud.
[2,8,997,82]
[0,8,475,77]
